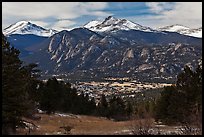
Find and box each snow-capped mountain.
[158,24,202,38]
[3,21,58,37]
[158,24,190,32]
[4,16,202,83]
[181,27,202,38]
[84,16,155,32]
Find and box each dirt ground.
[16,113,135,135]
[15,112,197,135]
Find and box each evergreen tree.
[88,97,97,114]
[97,94,109,117]
[108,96,126,120]
[125,101,133,118]
[155,86,182,124]
[176,65,202,124]
[38,77,62,114]
[155,64,202,125]
[2,34,39,134]
[38,78,97,115]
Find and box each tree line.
[37,77,133,121]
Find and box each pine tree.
[108,96,126,120]
[155,86,171,123]
[176,65,202,124]
[155,64,202,125]
[125,101,133,118]
[97,94,109,117]
[38,77,61,114]
[2,34,39,134]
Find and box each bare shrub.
[178,124,202,135]
[130,113,156,135]
[59,124,74,134]
[178,109,202,135]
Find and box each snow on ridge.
[158,24,202,38]
[84,20,102,28]
[3,21,58,37]
[3,21,30,35]
[159,24,190,32]
[84,16,155,32]
[181,28,202,38]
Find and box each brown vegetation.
[15,113,200,135]
[15,113,133,135]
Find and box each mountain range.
[4,16,202,38]
[3,16,202,82]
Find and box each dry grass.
[16,113,196,135]
[16,113,133,135]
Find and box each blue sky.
[2,2,202,31]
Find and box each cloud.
[2,2,110,30]
[146,2,175,14]
[2,2,202,30]
[52,20,76,31]
[144,2,202,28]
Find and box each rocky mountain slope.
[4,16,202,82]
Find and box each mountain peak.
[15,20,29,25]
[158,24,202,38]
[106,16,115,20]
[105,16,118,21]
[102,16,120,26]
[3,21,57,37]
[84,16,154,32]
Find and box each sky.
[2,2,202,31]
